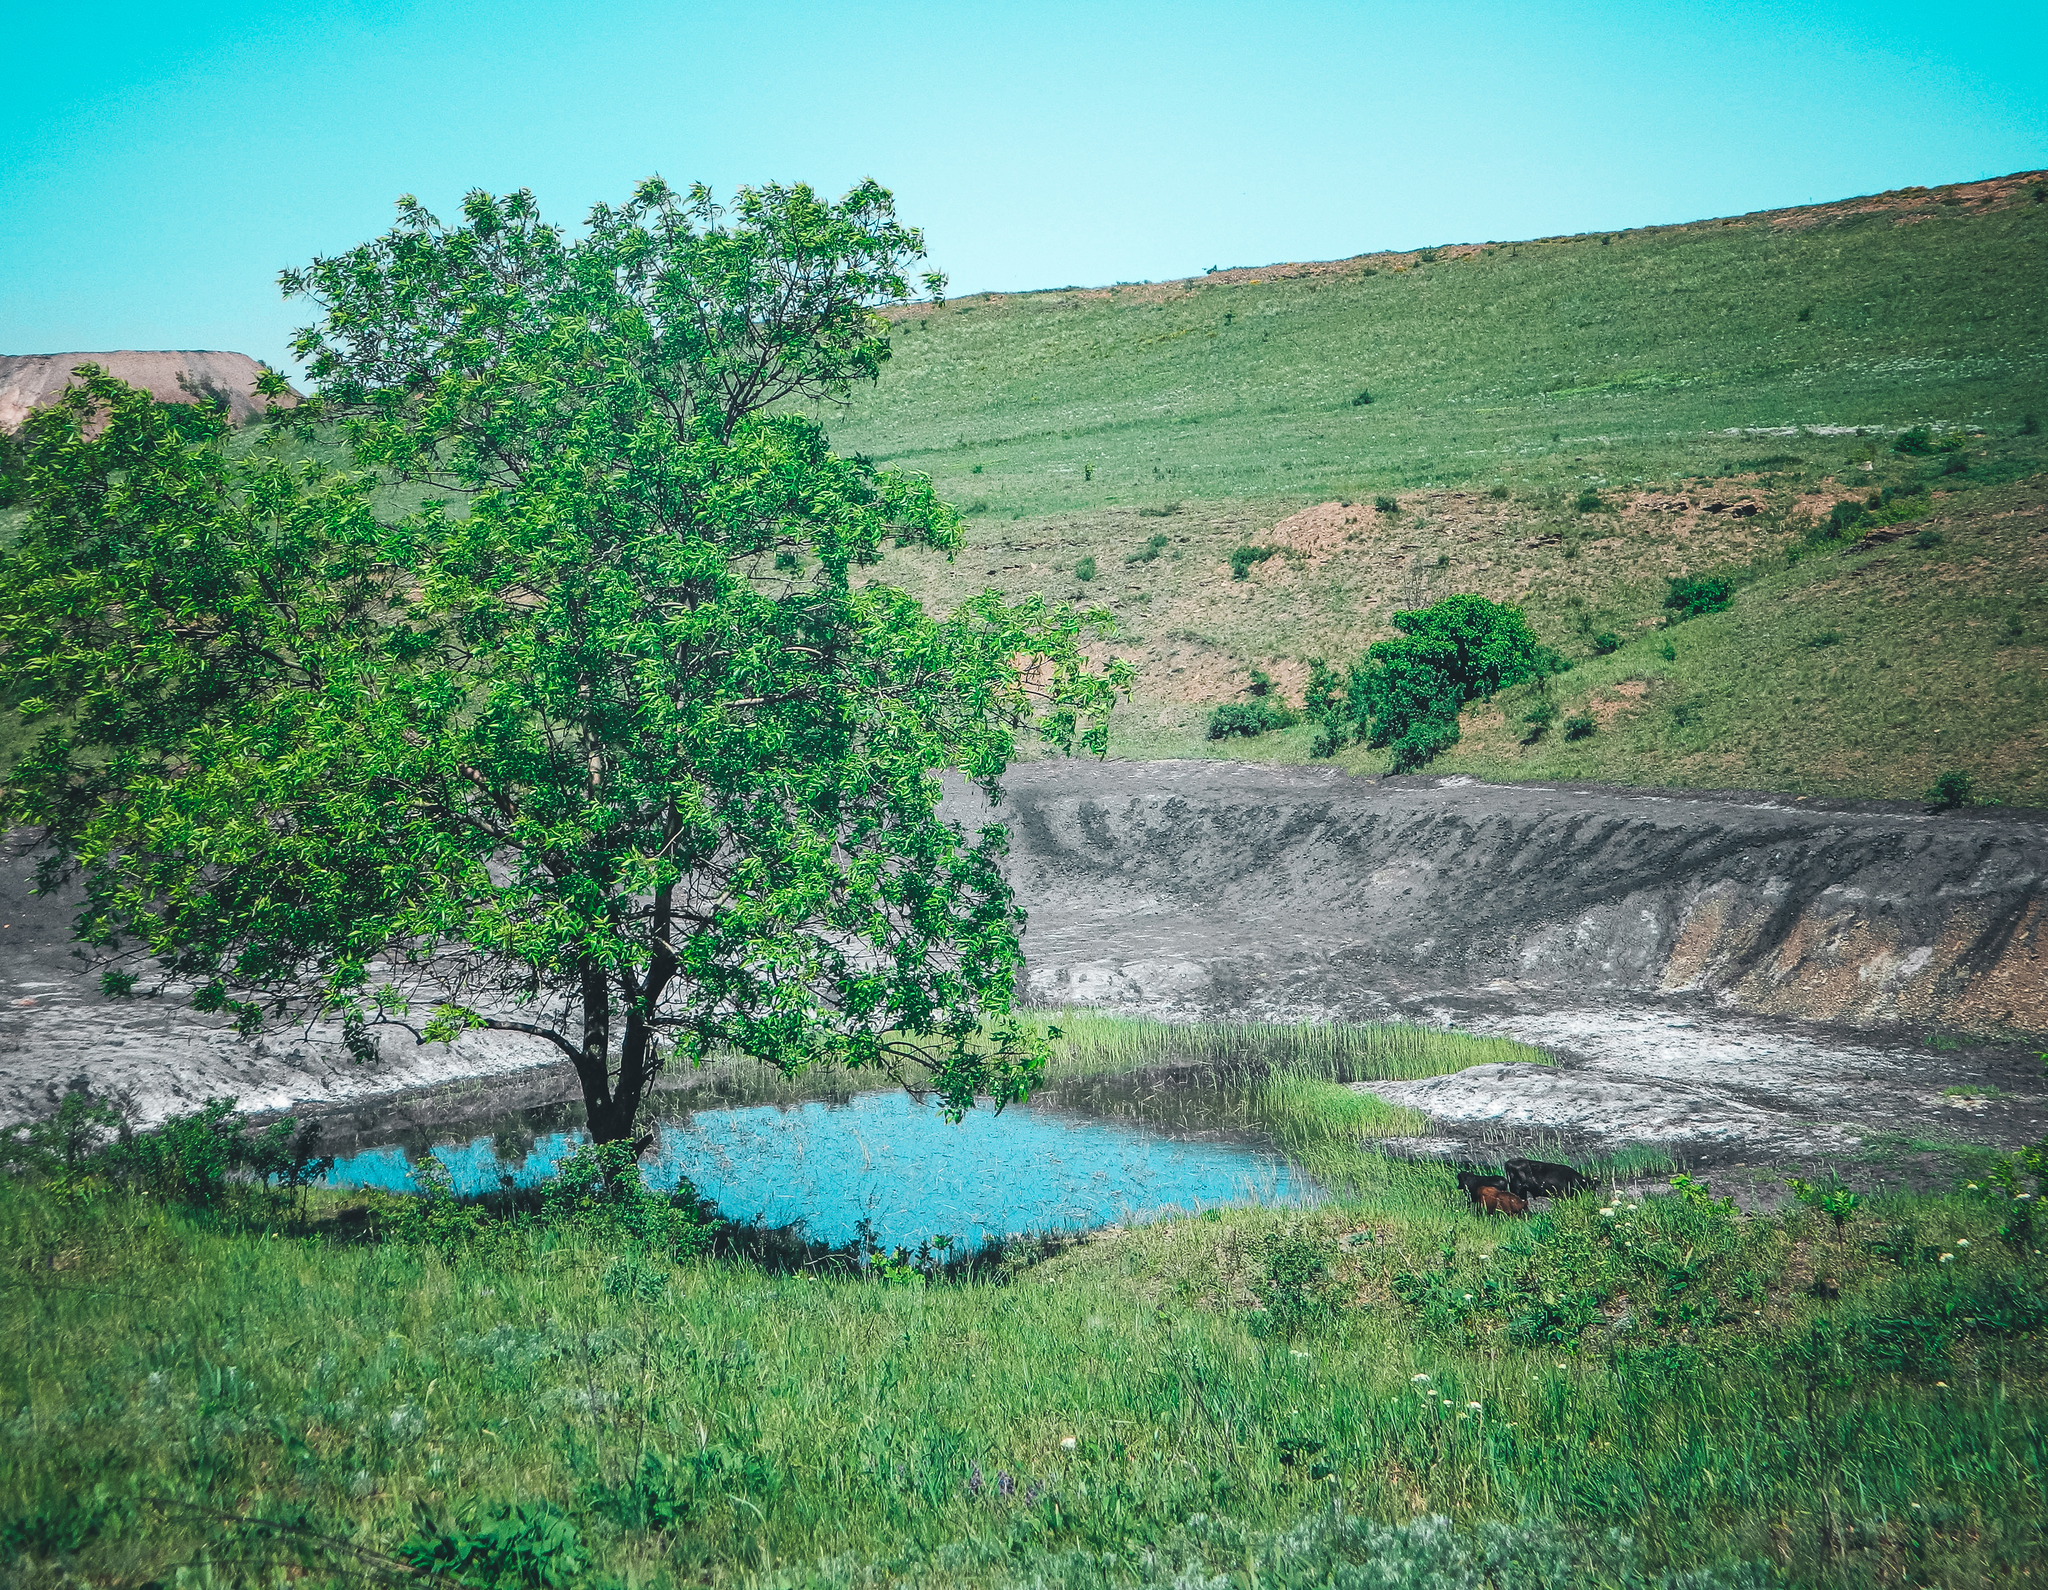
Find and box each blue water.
[322,1091,1309,1248]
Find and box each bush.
[1562,714,1596,741]
[1521,698,1558,741]
[1373,495,1399,514]
[2023,413,2041,436]
[1913,529,1945,549]
[1826,499,1867,538]
[399,1504,586,1590]
[1663,573,1736,619]
[1074,555,1097,582]
[1206,700,1296,740]
[1137,502,1181,517]
[1229,543,1281,580]
[1487,483,1509,500]
[1309,595,1564,768]
[1894,426,1935,455]
[1351,389,1372,406]
[1927,769,1974,808]
[1590,631,1620,655]
[1126,532,1171,563]
[1574,487,1605,513]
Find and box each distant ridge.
[0,350,299,432]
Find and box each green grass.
[6,1159,2045,1588]
[830,183,2048,518]
[822,176,2048,805]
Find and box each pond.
[322,1089,1314,1249]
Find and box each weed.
[1074,555,1097,582]
[1245,1229,1342,1338]
[1127,532,1171,563]
[1912,528,1945,548]
[1137,502,1181,517]
[1591,631,1621,655]
[1205,700,1295,740]
[1373,495,1399,514]
[1488,483,1509,499]
[1786,1173,1863,1241]
[1805,630,1843,648]
[1573,487,1605,513]
[1351,389,1372,406]
[1561,713,1596,740]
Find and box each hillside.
[0,350,296,431]
[837,172,2048,803]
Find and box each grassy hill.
[832,171,2048,803]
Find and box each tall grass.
[1040,1009,1544,1085]
[3,1166,2043,1589]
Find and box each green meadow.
[6,1066,2046,1590]
[825,177,2048,804]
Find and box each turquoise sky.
[5,0,2043,379]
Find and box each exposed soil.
[0,351,298,432]
[969,760,2048,1169]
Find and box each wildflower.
[1467,1402,1483,1411]
[1462,1293,1473,1302]
[1060,1436,1077,1452]
[1956,1239,1970,1248]
[1290,1349,1310,1359]
[1940,1253,1955,1263]
[1966,1183,1979,1190]
[2018,1193,2033,1201]
[1555,1363,1567,1370]
[1412,1373,1431,1384]
[1599,1208,1616,1218]
[1934,1382,1948,1389]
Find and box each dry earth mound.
[0,351,297,431]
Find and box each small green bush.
[1913,529,1945,549]
[1074,555,1097,582]
[1126,532,1171,563]
[1373,495,1399,514]
[1137,501,1181,517]
[1927,769,1974,808]
[1487,483,1509,499]
[1351,389,1372,406]
[1206,700,1296,740]
[1562,714,1596,741]
[1590,631,1621,655]
[2023,413,2041,436]
[1574,487,1605,513]
[1521,698,1558,742]
[1894,426,1935,455]
[399,1503,586,1590]
[1229,543,1282,580]
[1663,573,1736,619]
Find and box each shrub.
[1574,487,1605,513]
[1663,573,1736,619]
[1927,769,1974,808]
[1126,532,1171,563]
[1562,714,1596,741]
[1942,453,1969,475]
[1785,1174,1863,1241]
[1074,555,1097,582]
[1590,631,1621,655]
[1206,700,1296,740]
[1913,529,1945,549]
[1228,543,1281,580]
[1487,483,1509,500]
[1246,668,1274,697]
[399,1504,586,1590]
[2023,413,2041,436]
[1312,595,1565,768]
[1796,305,1812,322]
[1373,495,1399,514]
[1351,389,1372,406]
[1894,427,1935,455]
[1521,698,1558,741]
[1825,500,1867,538]
[1137,501,1181,517]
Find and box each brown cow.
[1477,1185,1529,1217]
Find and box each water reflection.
[323,1090,1311,1248]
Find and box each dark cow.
[1505,1157,1596,1201]
[1455,1169,1512,1206]
[1476,1185,1529,1217]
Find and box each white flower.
[1956,1240,1969,1248]
[1966,1183,1979,1190]
[1466,1402,1483,1411]
[1290,1349,1310,1359]
[1060,1436,1077,1452]
[1627,1203,1640,1211]
[2018,1193,2033,1201]
[1462,1293,1473,1302]
[1934,1382,1948,1389]
[1412,1373,1431,1384]
[1599,1208,1616,1218]
[1555,1363,1567,1370]
[1940,1253,1955,1263]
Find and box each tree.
[0,179,1130,1144]
[1306,594,1562,770]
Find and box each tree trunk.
[574,961,633,1145]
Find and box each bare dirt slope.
[0,351,297,431]
[963,760,2048,1164]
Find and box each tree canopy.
[1306,594,1563,770]
[0,179,1129,1142]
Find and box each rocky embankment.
[0,351,296,431]
[967,761,2048,1164]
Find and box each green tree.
[0,179,1129,1144]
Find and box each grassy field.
[825,174,2048,804]
[6,1139,2045,1588]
